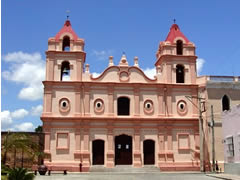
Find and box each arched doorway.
[92,140,104,165]
[143,140,155,165]
[115,135,132,165]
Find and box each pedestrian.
[215,161,219,173]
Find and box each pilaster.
[43,128,51,162]
[82,128,90,169]
[190,63,196,84]
[166,63,172,83]
[192,88,198,117]
[43,86,52,115]
[157,89,164,117]
[106,127,114,168]
[133,127,142,167]
[158,128,166,166]
[74,129,81,160]
[84,86,90,116]
[108,87,114,116]
[75,85,82,116]
[134,87,140,116]
[76,58,82,81]
[166,128,174,162]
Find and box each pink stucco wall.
[41,21,209,172]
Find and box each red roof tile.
[55,20,78,42]
[165,24,189,43]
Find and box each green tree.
[8,168,35,180]
[34,125,42,133]
[2,133,39,168]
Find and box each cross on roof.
[66,10,70,20]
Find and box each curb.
[206,174,234,180]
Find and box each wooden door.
[115,135,132,165]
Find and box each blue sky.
[2,0,240,131]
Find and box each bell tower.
[155,23,197,84]
[45,20,86,82]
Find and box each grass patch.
[1,175,8,180]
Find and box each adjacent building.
[197,76,240,171]
[222,104,240,175]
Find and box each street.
[35,172,220,180]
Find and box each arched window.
[176,64,184,83]
[176,40,183,55]
[117,97,130,116]
[62,36,70,51]
[61,61,70,81]
[222,95,230,111]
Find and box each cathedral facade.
[41,20,204,172]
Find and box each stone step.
[90,165,160,173]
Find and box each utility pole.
[210,105,215,172]
[186,95,206,172]
[198,95,205,172]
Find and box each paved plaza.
[34,172,223,180]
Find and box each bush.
[1,163,11,175]
[8,168,35,180]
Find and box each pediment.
[90,66,157,83]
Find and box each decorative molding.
[113,128,134,136]
[56,132,70,150]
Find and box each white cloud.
[11,109,29,119]
[1,108,33,131]
[2,51,45,101]
[3,51,42,63]
[31,105,43,116]
[143,67,156,79]
[197,58,205,75]
[92,72,101,78]
[92,50,113,60]
[14,122,34,132]
[1,111,13,129]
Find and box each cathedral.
[41,19,205,172]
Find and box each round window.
[177,100,188,116]
[144,100,154,114]
[59,98,70,113]
[94,99,104,113]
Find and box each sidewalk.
[206,173,240,180]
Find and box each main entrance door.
[92,140,104,165]
[115,135,132,165]
[144,140,155,165]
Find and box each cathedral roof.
[55,20,78,41]
[165,24,190,43]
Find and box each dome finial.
[173,18,176,24]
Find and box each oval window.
[177,100,188,116]
[59,98,70,113]
[144,100,154,114]
[94,99,104,113]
